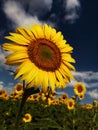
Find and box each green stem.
[14,81,40,130]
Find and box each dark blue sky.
[55,0,98,71]
[0,0,98,71]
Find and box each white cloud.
[66,0,80,9]
[0,81,4,90]
[3,0,42,27]
[64,0,81,23]
[0,45,6,70]
[74,71,98,82]
[87,89,98,99]
[18,0,52,16]
[3,0,81,27]
[0,45,14,71]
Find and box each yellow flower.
[52,99,60,105]
[78,94,84,100]
[23,113,32,123]
[2,24,75,92]
[14,83,23,94]
[93,100,98,107]
[27,94,39,101]
[67,98,75,110]
[86,104,93,109]
[0,90,8,100]
[74,82,86,96]
[61,93,68,100]
[2,93,9,100]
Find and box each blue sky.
[0,0,98,103]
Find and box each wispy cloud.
[87,89,98,99]
[17,0,52,16]
[0,45,16,73]
[3,0,42,28]
[64,0,81,23]
[3,0,81,27]
[0,81,4,89]
[0,45,6,70]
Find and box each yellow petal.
[43,24,52,40]
[9,33,30,42]
[58,68,70,82]
[6,52,28,61]
[61,45,73,53]
[2,43,27,52]
[5,36,30,45]
[63,61,76,71]
[21,64,38,84]
[50,28,56,39]
[31,24,44,38]
[22,27,36,40]
[14,60,34,79]
[16,27,32,41]
[5,58,26,65]
[62,54,76,63]
[55,70,64,82]
[48,72,56,92]
[33,69,43,88]
[56,40,67,48]
[42,71,49,92]
[60,63,74,79]
[52,31,63,43]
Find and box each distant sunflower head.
[14,83,23,94]
[78,94,84,100]
[61,93,68,100]
[85,104,93,109]
[74,82,86,96]
[2,24,75,92]
[67,98,75,110]
[23,113,32,123]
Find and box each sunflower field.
[0,83,98,130]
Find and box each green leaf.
[0,125,5,130]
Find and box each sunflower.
[2,24,75,92]
[23,113,32,123]
[93,100,98,107]
[67,98,75,110]
[74,82,86,96]
[2,93,9,100]
[14,83,23,94]
[78,94,84,100]
[61,93,68,100]
[0,90,8,99]
[85,104,93,109]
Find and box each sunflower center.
[25,115,29,120]
[69,102,73,107]
[77,86,83,93]
[28,39,61,71]
[38,44,54,61]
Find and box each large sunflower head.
[2,24,75,92]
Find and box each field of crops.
[0,83,98,130]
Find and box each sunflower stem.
[14,81,40,130]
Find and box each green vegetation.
[0,85,98,130]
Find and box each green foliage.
[0,98,98,130]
